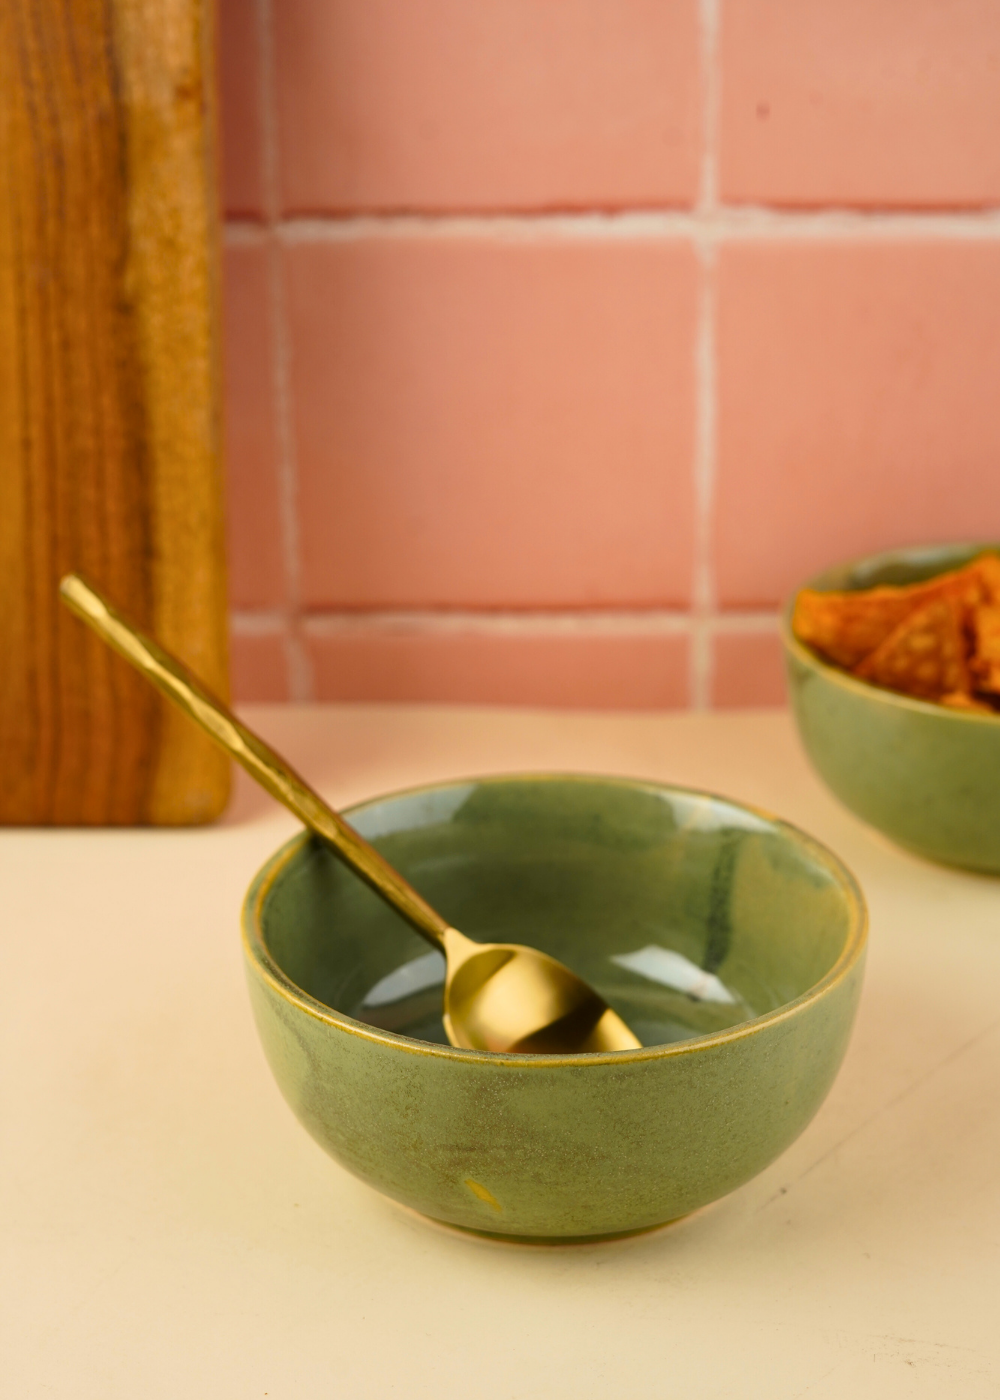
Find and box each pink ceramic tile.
[711,631,786,709]
[715,243,1000,608]
[305,629,689,709]
[720,0,1000,207]
[274,0,700,213]
[288,238,697,609]
[222,246,286,609]
[230,633,290,702]
[218,0,265,217]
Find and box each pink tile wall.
[720,0,1000,209]
[273,0,701,213]
[218,0,265,217]
[287,239,696,609]
[715,243,1000,607]
[305,628,690,710]
[222,245,285,610]
[711,632,785,709]
[219,1,1000,709]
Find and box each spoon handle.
[59,574,450,951]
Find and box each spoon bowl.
[442,928,632,1053]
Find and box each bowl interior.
[257,777,861,1050]
[797,540,999,598]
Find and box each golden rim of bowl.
[241,773,868,1069]
[782,540,1000,726]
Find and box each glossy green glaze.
[242,775,866,1239]
[784,542,1000,874]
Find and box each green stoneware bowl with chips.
[783,542,1000,874]
[242,774,866,1240]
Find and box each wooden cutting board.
[0,0,230,824]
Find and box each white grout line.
[230,610,288,637]
[691,204,1000,241]
[256,0,313,702]
[230,609,781,640]
[301,611,697,639]
[274,211,707,243]
[224,220,269,246]
[224,205,1000,248]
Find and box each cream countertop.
[3,705,999,1398]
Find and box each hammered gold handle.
[59,574,450,950]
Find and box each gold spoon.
[60,574,641,1055]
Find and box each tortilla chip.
[940,690,995,714]
[971,604,1000,694]
[854,596,970,700]
[934,555,997,609]
[792,553,1000,671]
[792,588,919,669]
[971,553,1000,606]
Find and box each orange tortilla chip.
[971,605,1000,694]
[854,596,970,700]
[792,588,919,669]
[940,690,995,714]
[934,554,997,609]
[792,553,1000,671]
[971,553,1000,607]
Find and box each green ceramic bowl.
[242,775,866,1240]
[783,542,1000,873]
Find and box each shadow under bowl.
[783,541,1000,874]
[243,774,866,1239]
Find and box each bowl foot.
[399,1204,691,1247]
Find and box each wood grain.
[0,0,229,824]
